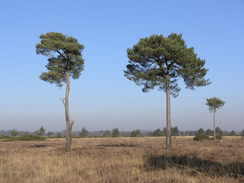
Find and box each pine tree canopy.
[206,97,225,112]
[36,32,84,87]
[124,33,210,96]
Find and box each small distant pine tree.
[10,129,18,137]
[215,127,223,136]
[206,97,225,140]
[241,129,244,137]
[152,129,164,136]
[38,126,45,136]
[112,128,120,137]
[80,127,89,137]
[47,131,54,137]
[229,130,236,136]
[205,129,213,136]
[198,128,205,135]
[130,129,141,137]
[172,126,179,136]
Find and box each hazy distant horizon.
[1,0,243,131]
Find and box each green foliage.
[80,127,89,137]
[37,126,45,136]
[36,32,84,87]
[103,130,111,137]
[241,129,244,136]
[215,127,223,136]
[47,131,54,136]
[214,134,223,140]
[152,127,179,136]
[193,134,210,141]
[206,97,225,112]
[3,135,46,141]
[130,129,141,137]
[152,128,164,136]
[205,129,213,136]
[10,129,19,137]
[229,130,236,136]
[0,135,11,139]
[172,127,179,136]
[124,33,210,96]
[198,128,205,135]
[112,128,120,137]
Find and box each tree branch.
[56,48,67,61]
[60,97,65,106]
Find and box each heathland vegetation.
[1,32,243,183]
[0,137,243,183]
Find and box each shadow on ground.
[145,155,244,178]
[97,144,136,148]
[30,144,49,148]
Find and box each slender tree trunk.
[213,109,216,140]
[165,80,172,150]
[64,71,73,151]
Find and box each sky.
[0,0,243,132]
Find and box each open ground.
[0,137,243,183]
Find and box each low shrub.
[193,134,210,141]
[212,134,223,140]
[0,135,11,139]
[3,135,46,141]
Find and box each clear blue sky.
[0,0,243,131]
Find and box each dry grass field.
[0,136,243,183]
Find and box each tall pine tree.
[36,32,84,151]
[125,33,210,149]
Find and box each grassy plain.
[0,136,243,183]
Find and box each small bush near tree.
[216,134,223,140]
[193,134,210,141]
[152,129,164,136]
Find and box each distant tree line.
[1,127,244,138]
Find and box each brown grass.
[0,137,243,183]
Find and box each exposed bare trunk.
[213,109,216,140]
[63,71,74,151]
[165,78,172,150]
